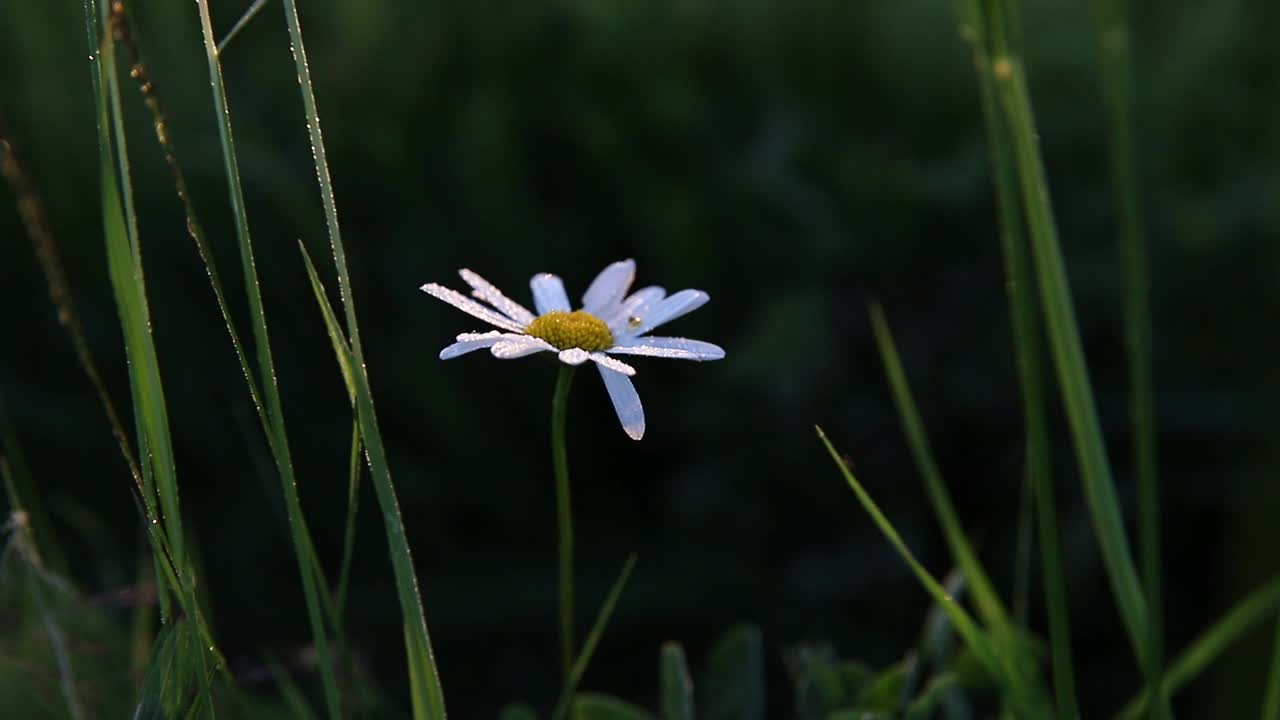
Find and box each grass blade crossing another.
[300,244,447,719]
[954,2,1079,714]
[982,0,1150,671]
[551,554,639,720]
[1115,574,1280,720]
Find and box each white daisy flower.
[421,259,725,440]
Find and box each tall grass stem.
[1092,0,1165,714]
[955,3,1080,713]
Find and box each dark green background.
[3,0,1279,716]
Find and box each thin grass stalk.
[300,244,447,718]
[552,365,578,681]
[955,3,1079,713]
[815,427,1017,706]
[550,554,638,720]
[188,1,343,714]
[87,6,235,706]
[1263,620,1280,719]
[1092,0,1165,714]
[867,305,1009,631]
[1115,574,1280,720]
[279,0,364,362]
[868,305,1046,713]
[336,421,363,619]
[279,1,447,709]
[983,0,1150,670]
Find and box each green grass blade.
[658,643,694,720]
[92,4,185,592]
[570,694,657,720]
[983,0,1149,670]
[954,3,1079,713]
[300,244,447,719]
[814,427,1002,685]
[188,1,343,714]
[1263,620,1280,720]
[1092,0,1165,714]
[1114,574,1280,719]
[336,420,363,619]
[700,625,764,720]
[867,303,1010,633]
[278,0,365,363]
[551,554,639,720]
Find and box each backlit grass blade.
[1263,621,1280,720]
[300,243,447,719]
[814,428,1005,693]
[279,0,365,363]
[189,1,342,714]
[981,0,1149,670]
[1114,574,1280,720]
[1092,0,1165,713]
[551,554,639,720]
[659,643,694,720]
[867,303,1009,632]
[954,2,1079,714]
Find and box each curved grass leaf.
[700,625,764,720]
[659,643,694,720]
[301,244,446,718]
[1115,574,1280,719]
[550,554,639,720]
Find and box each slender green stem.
[188,2,342,714]
[956,4,1080,711]
[1093,0,1165,715]
[1115,574,1280,720]
[984,0,1149,671]
[550,554,638,720]
[552,364,578,682]
[1263,619,1280,720]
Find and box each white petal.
[608,337,725,361]
[491,335,556,359]
[604,286,666,332]
[558,348,590,365]
[597,365,645,440]
[589,352,636,376]
[459,269,535,325]
[581,259,636,317]
[627,289,709,337]
[421,283,527,333]
[530,273,572,315]
[439,330,508,360]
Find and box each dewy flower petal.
[626,289,709,338]
[597,365,645,440]
[459,269,536,325]
[581,259,636,317]
[422,260,724,439]
[603,286,666,332]
[589,352,636,376]
[530,273,572,315]
[421,283,527,333]
[439,330,508,359]
[558,348,591,366]
[492,336,557,359]
[608,336,726,361]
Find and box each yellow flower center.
[525,310,614,352]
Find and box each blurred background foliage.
[2,0,1279,716]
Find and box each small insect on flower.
[421,259,725,440]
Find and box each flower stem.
[551,364,578,682]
